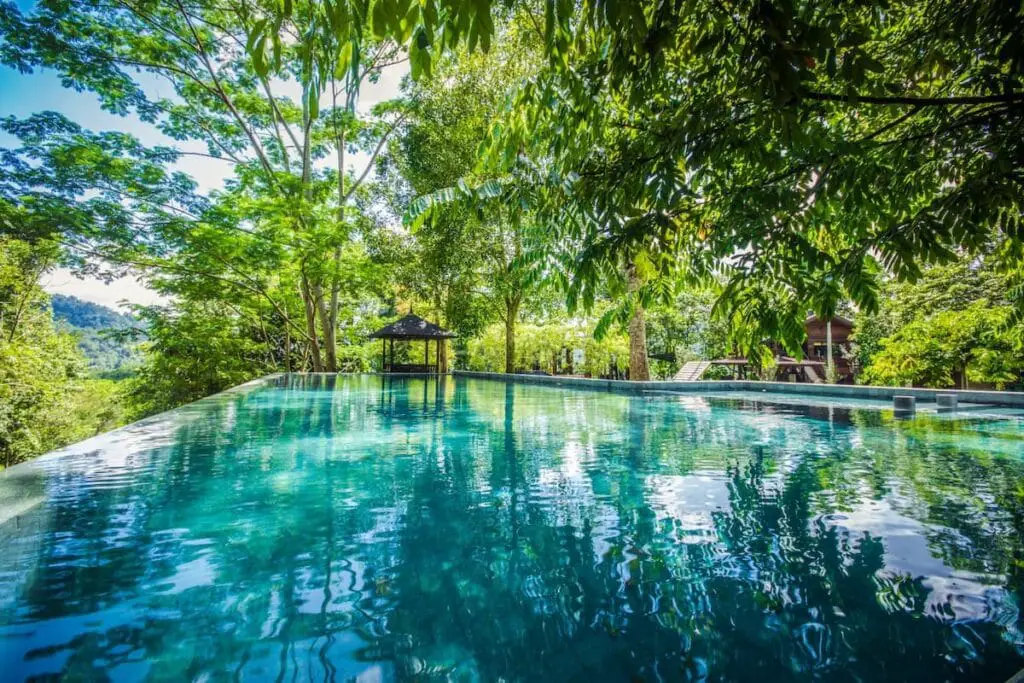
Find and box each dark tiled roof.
[368,314,455,339]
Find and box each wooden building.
[676,314,856,383]
[801,315,854,381]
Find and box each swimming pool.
[1,374,1023,681]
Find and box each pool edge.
[2,373,286,472]
[452,370,1024,408]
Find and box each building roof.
[368,313,455,339]
[806,314,854,328]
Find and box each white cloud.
[358,61,409,114]
[41,268,168,312]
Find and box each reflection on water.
[1,375,1023,681]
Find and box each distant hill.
[51,294,136,330]
[51,294,144,376]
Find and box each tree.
[854,252,1024,388]
[466,316,630,378]
[852,254,1014,365]
[126,301,273,416]
[861,303,1023,389]
[472,0,1024,359]
[0,1,422,372]
[645,287,729,378]
[391,26,543,373]
[6,0,1022,374]
[0,238,126,466]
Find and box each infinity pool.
[2,374,1023,681]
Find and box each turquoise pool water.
[1,374,1023,681]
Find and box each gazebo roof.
[368,313,455,339]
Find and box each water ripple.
[0,375,1022,681]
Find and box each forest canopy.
[0,0,1021,464]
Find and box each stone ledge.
[452,371,1024,407]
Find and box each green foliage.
[126,303,274,418]
[0,0,418,380]
[852,256,1013,359]
[470,0,1024,357]
[855,254,1024,388]
[645,288,730,378]
[861,302,1023,389]
[384,27,547,371]
[0,331,85,467]
[0,238,129,467]
[467,319,630,377]
[73,378,130,437]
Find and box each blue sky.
[1,11,406,311]
[1,65,179,309]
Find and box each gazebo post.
[424,339,429,369]
[381,338,385,372]
[435,339,440,374]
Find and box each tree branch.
[174,0,278,185]
[342,112,409,203]
[802,90,1023,106]
[59,239,311,342]
[259,75,303,154]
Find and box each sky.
[0,20,407,312]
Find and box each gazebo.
[369,313,455,373]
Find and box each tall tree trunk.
[328,244,341,363]
[325,97,347,374]
[295,101,335,372]
[826,320,834,382]
[300,273,323,372]
[504,297,519,374]
[284,319,291,373]
[315,282,338,372]
[297,95,327,373]
[627,262,650,381]
[433,296,448,373]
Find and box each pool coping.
[0,373,291,524]
[452,370,1024,408]
[2,373,287,473]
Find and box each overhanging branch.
[802,90,1022,106]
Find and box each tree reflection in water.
[0,375,1022,681]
